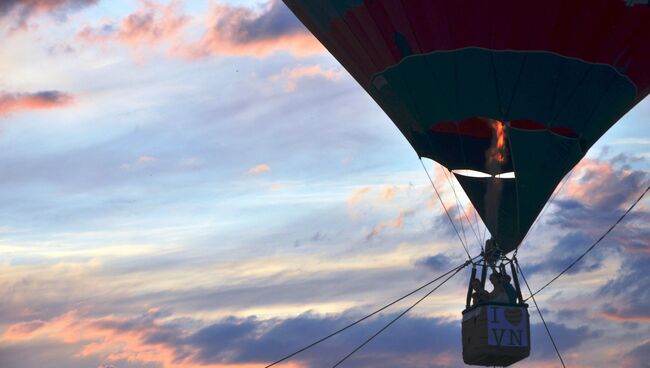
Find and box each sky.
[0,1,649,367]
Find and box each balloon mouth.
[452,169,516,179]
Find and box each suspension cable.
[516,259,566,368]
[441,168,470,250]
[420,159,473,260]
[442,168,483,252]
[330,260,470,368]
[524,185,649,301]
[264,258,477,367]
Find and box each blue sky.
[0,1,649,368]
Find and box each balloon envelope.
[284,0,650,253]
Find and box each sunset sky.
[1,1,649,367]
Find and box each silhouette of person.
[471,278,489,305]
[488,273,509,303]
[500,274,518,304]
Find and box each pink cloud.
[77,1,323,60]
[366,209,416,240]
[77,0,189,51]
[560,158,647,210]
[599,311,650,324]
[2,310,290,368]
[3,320,46,339]
[0,91,73,117]
[172,0,323,59]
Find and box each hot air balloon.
[283,1,650,366]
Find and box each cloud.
[120,155,158,171]
[0,0,97,30]
[529,321,601,361]
[2,309,461,367]
[247,163,271,175]
[597,249,650,323]
[2,307,603,368]
[560,158,648,211]
[176,0,323,59]
[347,187,370,205]
[415,254,454,272]
[0,91,73,117]
[380,186,398,202]
[622,340,650,368]
[77,0,189,50]
[366,209,416,241]
[522,232,607,277]
[271,65,343,92]
[76,1,323,60]
[525,156,649,277]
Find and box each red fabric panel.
[324,0,650,93]
[510,120,546,131]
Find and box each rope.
[442,168,484,252]
[441,168,470,250]
[330,260,470,368]
[264,258,477,367]
[420,159,473,260]
[524,185,649,301]
[516,260,567,368]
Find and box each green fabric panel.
[552,65,627,141]
[369,49,636,173]
[394,56,450,127]
[454,49,502,120]
[508,128,584,251]
[330,0,364,13]
[491,52,527,120]
[504,53,565,122]
[577,76,638,150]
[548,58,592,124]
[366,49,636,252]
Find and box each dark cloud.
[522,156,649,280]
[0,0,97,29]
[0,341,100,368]
[152,312,465,367]
[416,253,454,272]
[212,0,306,44]
[17,308,597,368]
[529,321,601,361]
[183,0,321,58]
[598,252,650,322]
[522,232,606,277]
[0,90,73,116]
[623,340,650,368]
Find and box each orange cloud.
[247,163,271,175]
[348,187,370,205]
[366,209,416,240]
[0,91,73,117]
[380,186,397,202]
